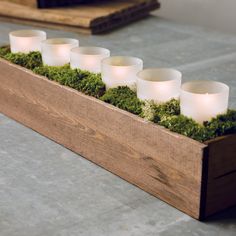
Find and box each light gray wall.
[155,0,236,34]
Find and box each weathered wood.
[204,135,236,217]
[0,0,160,34]
[6,0,96,8]
[7,0,37,8]
[0,57,235,220]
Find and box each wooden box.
[0,57,236,220]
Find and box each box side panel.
[205,135,236,217]
[0,59,206,219]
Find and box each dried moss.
[100,86,143,115]
[141,99,180,123]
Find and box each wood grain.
[0,58,235,220]
[7,0,37,8]
[0,0,160,34]
[204,135,236,216]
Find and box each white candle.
[180,81,229,124]
[42,38,79,66]
[137,68,182,103]
[70,47,110,73]
[9,30,46,53]
[101,56,143,90]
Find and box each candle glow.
[70,47,110,73]
[41,38,79,66]
[137,68,182,103]
[101,56,143,90]
[180,81,229,124]
[9,30,46,53]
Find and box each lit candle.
[180,81,229,124]
[42,38,79,66]
[101,56,143,90]
[137,68,182,103]
[70,47,110,73]
[9,29,46,53]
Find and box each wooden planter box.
[0,57,236,220]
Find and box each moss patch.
[1,46,236,142]
[142,99,236,142]
[33,65,105,98]
[100,86,143,115]
[0,45,10,57]
[0,46,42,69]
[141,99,180,123]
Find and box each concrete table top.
[0,15,236,236]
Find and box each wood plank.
[204,135,236,216]
[206,135,236,179]
[7,0,98,8]
[205,172,236,216]
[0,16,92,34]
[0,58,205,219]
[0,0,160,34]
[7,0,37,8]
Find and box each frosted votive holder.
[9,29,46,53]
[42,38,79,66]
[101,56,143,90]
[70,47,110,73]
[180,81,229,124]
[137,68,182,103]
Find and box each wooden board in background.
[5,0,97,8]
[0,0,160,34]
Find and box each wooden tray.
[0,0,160,34]
[0,57,236,220]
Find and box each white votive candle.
[9,30,46,53]
[42,38,79,66]
[70,47,110,73]
[101,56,143,90]
[180,81,229,124]
[137,68,182,103]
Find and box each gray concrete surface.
[0,16,236,235]
[156,0,236,34]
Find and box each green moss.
[141,99,180,123]
[33,65,105,98]
[4,51,42,69]
[0,45,10,57]
[204,110,236,137]
[100,86,143,115]
[0,45,42,69]
[142,100,236,142]
[159,115,215,142]
[77,73,105,98]
[34,64,79,85]
[1,45,235,142]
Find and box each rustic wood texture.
[0,0,160,34]
[0,58,235,220]
[7,0,37,8]
[6,0,94,8]
[204,135,236,217]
